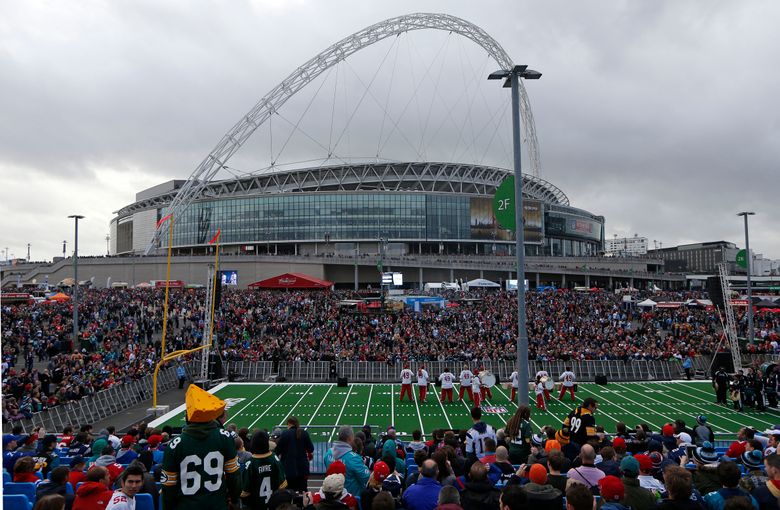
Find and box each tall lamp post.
[68,215,85,350]
[737,212,755,344]
[489,65,541,406]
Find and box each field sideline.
[149,381,780,441]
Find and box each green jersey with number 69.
[240,453,287,510]
[161,421,241,510]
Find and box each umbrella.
[48,292,71,302]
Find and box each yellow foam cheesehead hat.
[186,384,226,423]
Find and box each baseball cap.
[612,437,626,449]
[373,461,390,482]
[662,424,675,437]
[147,434,163,448]
[634,454,653,472]
[763,425,780,436]
[2,434,23,449]
[648,451,664,469]
[674,432,692,445]
[696,415,707,425]
[620,456,640,476]
[528,463,548,485]
[599,475,625,502]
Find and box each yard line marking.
[391,384,396,426]
[364,384,374,426]
[661,382,777,428]
[435,387,454,430]
[618,382,729,433]
[491,385,544,432]
[308,383,335,426]
[229,384,277,420]
[329,384,354,441]
[248,385,295,428]
[673,380,780,421]
[574,384,642,429]
[279,384,314,426]
[411,384,427,438]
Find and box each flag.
[208,230,222,245]
[156,213,173,229]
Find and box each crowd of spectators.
[6,397,780,510]
[3,287,779,422]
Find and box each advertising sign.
[471,196,542,243]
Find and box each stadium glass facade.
[112,163,605,257]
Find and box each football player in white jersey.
[458,364,474,401]
[471,373,482,408]
[439,368,455,402]
[558,366,577,401]
[417,365,430,402]
[534,375,546,411]
[536,369,551,401]
[399,364,413,401]
[509,370,520,402]
[478,366,493,401]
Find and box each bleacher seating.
[3,494,33,510]
[135,493,155,510]
[3,483,37,505]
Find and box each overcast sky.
[1,0,778,262]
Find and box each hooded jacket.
[94,455,124,485]
[622,476,658,510]
[36,480,75,510]
[403,476,442,510]
[380,439,406,476]
[460,479,501,510]
[324,441,370,497]
[73,481,114,510]
[521,482,563,510]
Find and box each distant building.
[605,234,647,257]
[647,241,739,274]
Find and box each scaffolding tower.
[718,262,742,372]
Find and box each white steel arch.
[146,13,542,254]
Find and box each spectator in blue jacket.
[324,426,370,497]
[703,462,759,510]
[403,460,442,510]
[3,433,34,473]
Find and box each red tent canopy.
[248,272,333,290]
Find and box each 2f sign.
[497,198,511,211]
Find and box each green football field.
[149,381,780,442]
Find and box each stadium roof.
[116,162,570,216]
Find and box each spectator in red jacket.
[73,466,114,510]
[68,457,87,488]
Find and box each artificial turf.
[149,381,780,442]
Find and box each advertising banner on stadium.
[469,198,543,243]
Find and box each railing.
[5,362,195,434]
[268,359,685,383]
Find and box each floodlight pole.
[738,212,755,344]
[68,214,85,350]
[490,65,540,405]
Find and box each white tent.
[465,278,501,289]
[637,298,657,308]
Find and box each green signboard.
[492,176,517,230]
[736,249,747,269]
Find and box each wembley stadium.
[110,161,604,259]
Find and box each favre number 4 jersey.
[241,454,287,510]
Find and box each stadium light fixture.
[489,65,541,406]
[737,212,755,344]
[68,214,85,350]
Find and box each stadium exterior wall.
[110,163,606,259]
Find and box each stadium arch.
[146,13,542,254]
